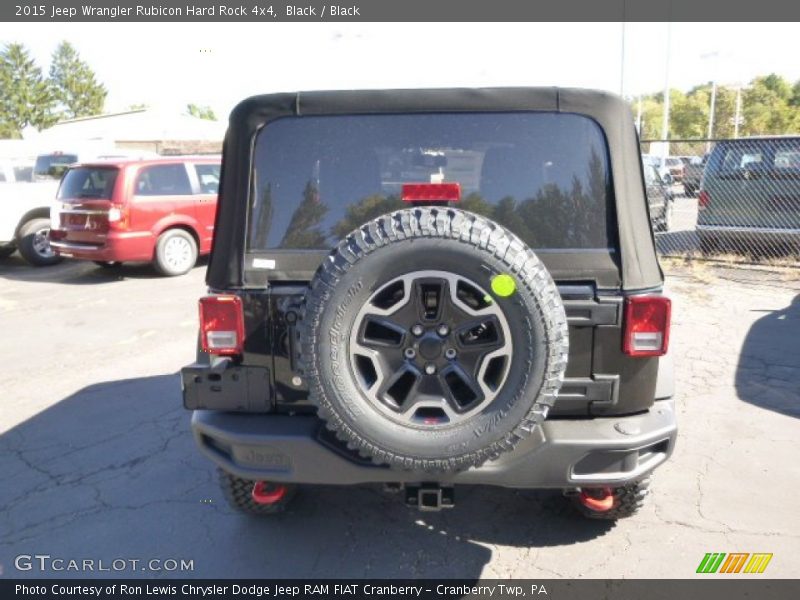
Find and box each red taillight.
[401,182,461,203]
[698,190,710,209]
[623,296,671,357]
[199,295,245,356]
[107,204,130,230]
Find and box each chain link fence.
[640,137,800,267]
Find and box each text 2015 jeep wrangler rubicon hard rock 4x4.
[182,88,676,518]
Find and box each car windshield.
[250,112,617,251]
[58,166,119,199]
[34,153,79,180]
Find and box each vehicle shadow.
[0,255,208,285]
[0,374,613,579]
[735,294,800,419]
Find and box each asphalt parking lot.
[1,255,798,579]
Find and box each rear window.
[58,167,119,200]
[34,153,78,180]
[249,112,616,251]
[712,138,800,173]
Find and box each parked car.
[182,88,675,520]
[0,158,33,183]
[0,157,63,265]
[683,154,708,196]
[643,162,674,231]
[50,156,221,276]
[697,136,800,253]
[642,154,684,183]
[0,150,153,266]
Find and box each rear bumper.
[697,224,800,236]
[190,400,677,489]
[50,231,154,262]
[696,224,800,248]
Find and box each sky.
[3,22,800,121]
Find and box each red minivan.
[50,156,221,276]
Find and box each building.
[23,108,225,156]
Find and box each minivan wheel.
[17,218,62,266]
[0,244,15,259]
[218,469,297,515]
[154,229,197,276]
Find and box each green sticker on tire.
[490,273,517,297]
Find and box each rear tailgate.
[236,278,660,419]
[51,165,120,245]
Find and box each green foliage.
[0,43,57,137]
[332,194,403,238]
[280,180,328,248]
[49,41,107,119]
[634,73,800,140]
[187,103,217,120]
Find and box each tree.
[633,73,800,141]
[280,180,328,248]
[0,43,57,137]
[670,89,709,139]
[332,194,403,238]
[48,41,106,120]
[742,74,796,135]
[187,103,216,120]
[790,80,800,108]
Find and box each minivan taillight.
[698,190,710,209]
[199,295,245,356]
[107,204,130,230]
[623,296,671,357]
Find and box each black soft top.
[207,87,662,291]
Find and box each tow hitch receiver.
[405,483,455,511]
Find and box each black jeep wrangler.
[182,88,676,519]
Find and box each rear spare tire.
[298,208,568,472]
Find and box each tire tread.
[298,207,569,472]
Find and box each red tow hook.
[578,487,615,512]
[251,481,287,505]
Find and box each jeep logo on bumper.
[233,445,291,471]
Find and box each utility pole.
[734,86,743,138]
[660,22,672,156]
[636,95,642,134]
[707,81,716,152]
[700,51,720,153]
